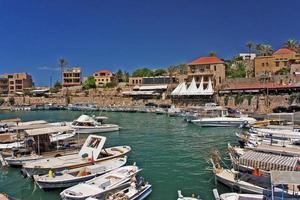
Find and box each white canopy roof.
[202,77,214,95]
[25,126,74,136]
[186,78,198,95]
[178,82,187,95]
[197,76,204,94]
[171,82,183,96]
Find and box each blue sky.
[0,0,299,86]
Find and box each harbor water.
[0,110,237,200]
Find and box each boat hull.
[192,120,246,127]
[23,146,131,177]
[71,125,119,134]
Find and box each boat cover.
[239,150,299,171]
[271,171,300,185]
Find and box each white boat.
[33,156,127,189]
[191,105,256,127]
[5,126,77,167]
[22,135,131,176]
[212,188,264,200]
[86,178,152,200]
[60,165,140,200]
[192,116,256,127]
[69,115,120,134]
[177,190,201,200]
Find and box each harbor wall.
[217,94,290,113]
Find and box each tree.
[123,71,130,82]
[275,67,290,75]
[284,39,299,51]
[82,76,96,90]
[153,69,167,76]
[0,98,4,106]
[208,51,217,57]
[227,62,246,78]
[116,70,124,82]
[167,64,188,76]
[246,41,255,55]
[256,44,273,56]
[50,81,61,93]
[8,97,15,106]
[58,58,68,84]
[132,68,154,77]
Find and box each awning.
[25,126,74,136]
[135,85,168,90]
[271,171,300,185]
[122,91,160,96]
[10,123,58,131]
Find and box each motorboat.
[69,115,120,134]
[177,190,201,200]
[212,188,264,200]
[86,176,152,200]
[22,135,131,176]
[33,156,127,189]
[191,105,256,127]
[60,165,140,200]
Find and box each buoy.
[48,169,53,178]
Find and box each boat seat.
[99,180,111,189]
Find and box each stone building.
[0,73,33,94]
[187,55,226,89]
[93,70,114,87]
[129,76,175,86]
[254,48,300,77]
[63,67,82,87]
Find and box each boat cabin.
[71,115,98,127]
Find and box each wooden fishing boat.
[60,165,139,200]
[22,135,131,177]
[210,158,300,199]
[5,126,78,167]
[33,156,127,189]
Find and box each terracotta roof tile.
[190,56,224,65]
[273,48,295,55]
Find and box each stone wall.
[217,94,290,113]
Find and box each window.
[214,65,217,71]
[95,74,98,76]
[219,77,221,84]
[102,79,104,81]
[262,63,265,67]
[266,62,269,67]
[284,61,288,66]
[275,62,279,67]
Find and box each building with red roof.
[187,55,226,89]
[93,70,114,87]
[254,48,300,77]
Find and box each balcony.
[188,69,214,76]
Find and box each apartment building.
[0,73,33,94]
[254,48,300,77]
[63,67,82,87]
[93,70,114,87]
[187,55,226,89]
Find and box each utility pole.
[49,76,52,88]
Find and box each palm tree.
[246,41,255,56]
[256,44,273,56]
[58,58,68,85]
[284,39,299,51]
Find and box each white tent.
[186,78,198,95]
[178,82,187,95]
[171,82,183,96]
[196,76,204,95]
[203,77,214,95]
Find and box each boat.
[167,105,182,117]
[177,190,201,200]
[210,157,300,199]
[212,188,264,200]
[33,156,127,189]
[5,126,77,167]
[22,135,131,177]
[86,176,152,200]
[69,115,120,134]
[191,104,256,127]
[60,165,140,200]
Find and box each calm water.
[0,110,237,200]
